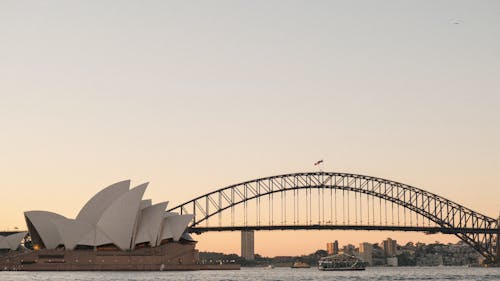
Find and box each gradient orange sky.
[1,1,499,256]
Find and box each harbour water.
[1,267,500,281]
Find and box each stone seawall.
[0,241,241,271]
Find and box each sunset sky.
[1,1,499,256]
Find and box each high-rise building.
[241,230,255,260]
[383,238,397,257]
[341,244,356,256]
[327,242,333,254]
[327,240,339,255]
[359,242,373,265]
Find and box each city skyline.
[201,237,483,267]
[1,1,499,257]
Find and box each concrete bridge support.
[241,230,255,261]
[497,216,500,264]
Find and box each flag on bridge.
[314,160,323,166]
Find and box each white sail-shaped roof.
[77,227,112,246]
[76,180,130,225]
[53,219,94,250]
[0,236,9,249]
[25,211,66,249]
[159,212,177,241]
[96,183,148,250]
[134,202,168,246]
[5,232,27,250]
[181,232,195,242]
[140,199,152,210]
[160,214,194,242]
[19,180,194,252]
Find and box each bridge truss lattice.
[168,172,499,262]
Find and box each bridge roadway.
[189,225,500,235]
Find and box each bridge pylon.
[241,230,255,261]
[496,215,500,264]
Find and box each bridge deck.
[189,225,500,235]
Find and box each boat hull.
[318,267,365,271]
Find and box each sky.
[0,1,499,256]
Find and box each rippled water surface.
[1,267,500,281]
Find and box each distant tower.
[327,240,339,255]
[359,242,373,265]
[327,242,333,255]
[383,238,397,257]
[241,230,255,260]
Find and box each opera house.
[0,180,228,271]
[0,232,27,252]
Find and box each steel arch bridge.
[168,172,500,262]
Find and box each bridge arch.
[168,172,499,262]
